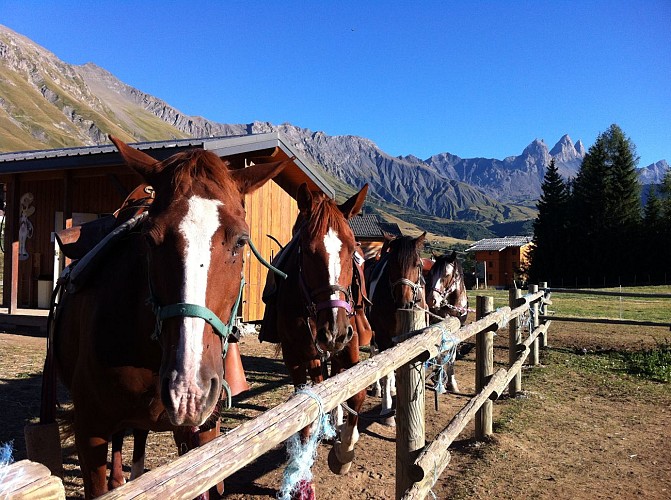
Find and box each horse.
[423,250,469,393]
[365,232,427,425]
[261,183,369,498]
[51,135,289,498]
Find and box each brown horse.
[262,183,368,497]
[365,232,427,425]
[52,136,288,498]
[424,250,469,393]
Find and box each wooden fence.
[3,286,551,499]
[540,287,671,330]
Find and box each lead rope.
[278,386,336,500]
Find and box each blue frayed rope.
[425,324,459,395]
[0,441,15,495]
[278,387,336,500]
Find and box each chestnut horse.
[52,136,288,498]
[365,232,427,425]
[262,183,368,496]
[424,250,469,393]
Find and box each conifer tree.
[529,159,569,284]
[567,124,640,285]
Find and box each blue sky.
[3,1,670,167]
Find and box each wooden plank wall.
[243,181,298,322]
[13,172,139,307]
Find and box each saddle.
[55,184,155,260]
[55,184,154,294]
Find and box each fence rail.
[5,286,551,500]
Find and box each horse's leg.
[76,431,110,499]
[379,373,396,427]
[129,429,149,480]
[108,430,126,490]
[173,427,214,500]
[328,343,365,475]
[367,344,382,397]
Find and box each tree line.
[529,124,671,287]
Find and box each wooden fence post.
[529,284,540,365]
[508,288,522,397]
[539,281,548,348]
[475,295,494,439]
[395,308,427,499]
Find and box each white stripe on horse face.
[177,195,222,383]
[323,228,343,320]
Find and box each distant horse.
[261,183,368,496]
[365,232,427,425]
[51,136,288,498]
[424,250,469,392]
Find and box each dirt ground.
[1,317,670,499]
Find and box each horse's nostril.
[316,328,330,345]
[346,325,354,341]
[160,377,171,407]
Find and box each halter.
[389,262,425,307]
[296,231,355,320]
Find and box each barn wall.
[242,180,298,322]
[11,170,143,307]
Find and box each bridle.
[429,263,459,307]
[389,260,425,307]
[298,244,355,318]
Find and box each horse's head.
[295,183,368,356]
[426,250,458,310]
[111,136,288,426]
[387,232,427,310]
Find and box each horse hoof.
[108,478,126,490]
[379,411,396,427]
[328,447,353,475]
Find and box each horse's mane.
[301,193,352,250]
[165,149,238,199]
[389,236,421,272]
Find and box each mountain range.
[1,24,668,239]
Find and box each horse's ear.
[297,183,313,213]
[338,184,369,220]
[110,135,163,182]
[231,158,291,195]
[449,250,457,261]
[416,231,427,249]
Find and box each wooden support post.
[539,281,548,348]
[529,284,540,365]
[395,308,427,499]
[475,295,494,439]
[508,288,522,397]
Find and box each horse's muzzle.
[160,374,221,426]
[316,324,354,354]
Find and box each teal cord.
[247,237,287,279]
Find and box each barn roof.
[348,214,403,239]
[465,236,532,252]
[0,132,334,198]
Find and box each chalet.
[0,132,333,330]
[466,236,532,288]
[348,214,403,260]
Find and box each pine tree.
[529,159,569,284]
[567,124,641,285]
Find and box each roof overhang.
[0,132,334,198]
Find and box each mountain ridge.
[1,24,668,238]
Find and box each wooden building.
[348,214,403,260]
[0,132,334,329]
[466,236,532,288]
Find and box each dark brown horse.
[52,136,288,498]
[262,183,368,496]
[424,250,469,392]
[365,232,427,424]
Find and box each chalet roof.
[0,132,334,198]
[465,236,532,252]
[348,214,403,239]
